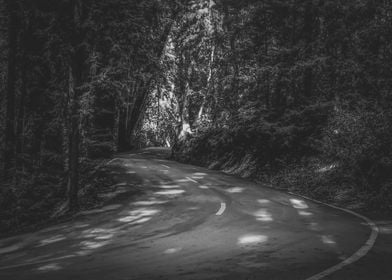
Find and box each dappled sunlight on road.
[79,240,110,250]
[26,207,165,267]
[36,263,62,272]
[176,178,191,183]
[190,172,206,179]
[92,233,114,241]
[127,217,152,225]
[117,208,160,223]
[321,235,336,245]
[257,199,270,204]
[237,234,268,246]
[74,228,116,253]
[298,210,313,216]
[198,185,209,189]
[253,209,273,222]
[289,198,309,209]
[132,200,168,206]
[36,235,66,247]
[164,247,182,254]
[158,184,180,189]
[82,228,116,240]
[226,187,244,193]
[193,172,207,176]
[155,189,185,196]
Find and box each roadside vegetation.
[167,1,392,212]
[0,0,180,233]
[174,106,392,211]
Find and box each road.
[0,148,389,280]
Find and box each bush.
[174,103,392,211]
[323,108,392,193]
[173,103,331,175]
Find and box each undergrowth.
[174,104,392,212]
[0,159,114,236]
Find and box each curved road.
[0,148,384,280]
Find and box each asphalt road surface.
[0,148,391,280]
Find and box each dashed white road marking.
[160,164,170,169]
[185,177,198,183]
[185,177,224,215]
[292,193,379,280]
[216,202,226,216]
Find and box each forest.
[1,0,392,234]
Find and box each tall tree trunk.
[303,0,314,99]
[197,0,215,124]
[230,32,238,99]
[16,11,31,176]
[197,43,214,122]
[118,11,179,151]
[117,107,129,151]
[16,53,26,175]
[178,80,191,140]
[67,65,80,211]
[3,0,19,179]
[66,0,88,211]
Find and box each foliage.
[167,0,392,211]
[322,106,392,207]
[0,0,184,232]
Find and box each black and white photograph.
[0,0,391,279]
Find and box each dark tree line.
[143,0,392,210]
[0,0,183,230]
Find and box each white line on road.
[160,164,170,169]
[185,176,224,215]
[185,177,198,183]
[294,193,379,280]
[216,202,226,216]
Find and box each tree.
[3,0,19,179]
